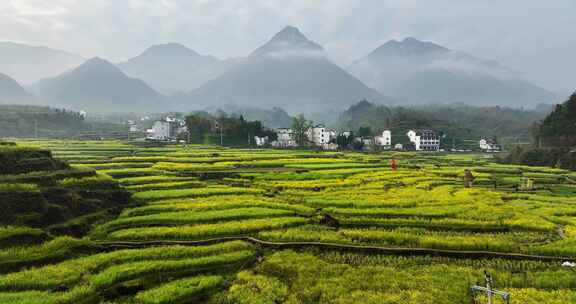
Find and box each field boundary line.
[94,237,574,262]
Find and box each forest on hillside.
[0,105,127,139]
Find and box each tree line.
[185,111,277,146]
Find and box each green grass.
[135,275,224,304]
[108,217,308,241]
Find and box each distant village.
[141,115,501,153]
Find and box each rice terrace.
[2,139,576,304]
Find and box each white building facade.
[307,124,335,146]
[147,120,173,140]
[479,138,501,152]
[407,129,440,151]
[375,130,392,149]
[146,116,184,141]
[254,136,269,147]
[273,128,297,147]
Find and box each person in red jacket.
[391,159,398,171]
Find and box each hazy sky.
[1,0,575,94]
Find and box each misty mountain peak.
[141,43,201,57]
[0,72,29,101]
[371,37,450,58]
[80,57,122,73]
[251,25,324,57]
[271,26,310,44]
[80,57,118,70]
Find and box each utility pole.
[471,271,510,304]
[220,125,223,146]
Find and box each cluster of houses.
[144,117,501,152]
[260,126,502,152]
[257,125,444,151]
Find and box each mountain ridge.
[0,41,85,84]
[119,43,224,94]
[186,26,388,113]
[34,57,166,113]
[349,37,555,107]
[0,72,31,104]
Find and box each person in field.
[391,159,398,171]
[464,169,476,188]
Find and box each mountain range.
[33,57,165,112]
[349,37,555,107]
[0,27,558,113]
[0,42,84,84]
[187,26,386,112]
[118,43,225,94]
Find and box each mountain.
[0,73,32,104]
[34,57,165,112]
[538,93,576,147]
[187,26,386,113]
[119,43,225,94]
[0,42,84,84]
[349,37,555,107]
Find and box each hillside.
[0,144,130,237]
[0,73,31,104]
[537,92,576,146]
[34,57,166,113]
[119,43,225,94]
[349,37,555,107]
[337,100,546,148]
[0,41,84,84]
[188,26,386,112]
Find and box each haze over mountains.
[0,73,31,104]
[34,57,164,113]
[0,42,84,85]
[349,37,555,107]
[118,43,225,94]
[188,26,385,112]
[0,26,558,113]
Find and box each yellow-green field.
[2,139,576,303]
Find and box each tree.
[336,132,354,150]
[292,114,313,146]
[185,114,213,143]
[356,126,373,137]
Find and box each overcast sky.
[1,0,575,94]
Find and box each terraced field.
[3,139,576,303]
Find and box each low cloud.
[0,0,574,93]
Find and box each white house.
[407,129,440,151]
[307,124,335,146]
[147,120,172,140]
[479,138,501,152]
[254,136,269,147]
[375,130,392,149]
[146,116,183,141]
[273,128,297,147]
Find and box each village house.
[272,128,297,147]
[479,138,501,152]
[375,130,392,149]
[407,129,441,151]
[254,136,269,147]
[307,124,336,146]
[146,116,185,141]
